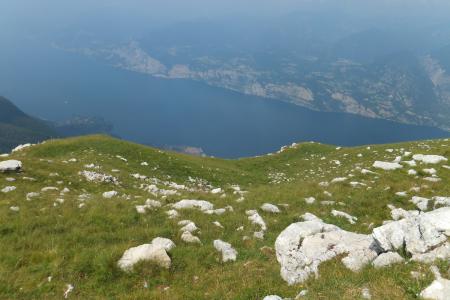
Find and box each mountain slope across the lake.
[0,96,57,153]
[0,135,449,299]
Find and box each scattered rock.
[1,186,16,193]
[135,199,162,213]
[213,221,224,228]
[408,169,418,176]
[0,160,22,172]
[9,206,20,212]
[261,203,281,213]
[304,197,316,204]
[172,199,214,212]
[12,143,32,153]
[26,192,40,201]
[63,284,74,299]
[181,231,202,244]
[117,237,175,271]
[166,210,179,219]
[103,191,118,199]
[246,210,267,239]
[263,296,283,300]
[42,187,59,192]
[331,210,357,224]
[296,290,308,298]
[331,177,347,183]
[361,287,372,299]
[213,240,237,262]
[79,170,119,185]
[372,161,403,171]
[413,154,448,164]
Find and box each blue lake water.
[0,41,449,158]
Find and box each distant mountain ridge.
[58,18,450,131]
[0,96,115,153]
[0,96,57,153]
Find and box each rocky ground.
[0,135,449,299]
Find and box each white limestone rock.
[361,287,372,299]
[26,192,40,201]
[412,243,450,263]
[304,197,316,204]
[0,160,22,172]
[433,197,450,208]
[179,221,198,233]
[150,237,176,252]
[213,240,237,262]
[263,296,283,300]
[181,231,202,244]
[275,219,379,285]
[12,143,32,152]
[135,199,162,213]
[389,206,419,221]
[372,161,403,171]
[331,177,347,183]
[103,191,118,199]
[420,266,450,300]
[408,169,418,176]
[372,208,450,256]
[372,252,404,268]
[261,203,281,213]
[410,196,430,211]
[166,210,179,219]
[331,210,357,224]
[1,186,16,193]
[172,199,214,212]
[413,154,448,164]
[79,170,119,185]
[117,237,175,271]
[246,210,267,239]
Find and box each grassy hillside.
[0,96,57,153]
[0,135,449,299]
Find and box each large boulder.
[0,160,22,172]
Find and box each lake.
[0,41,448,158]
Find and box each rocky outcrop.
[275,215,379,285]
[275,208,450,285]
[372,207,450,256]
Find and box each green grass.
[0,135,449,299]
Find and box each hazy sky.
[3,0,450,25]
[1,0,450,42]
